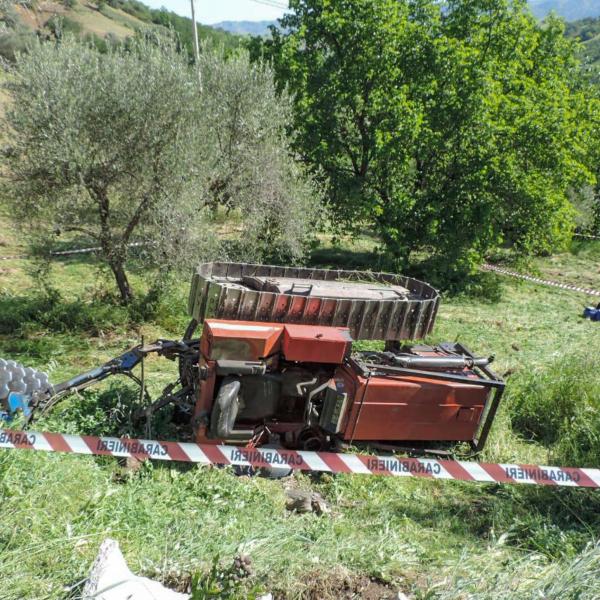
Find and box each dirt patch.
[290,568,399,600]
[158,566,403,599]
[158,572,192,594]
[14,2,67,29]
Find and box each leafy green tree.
[1,36,209,303]
[269,0,595,273]
[586,84,600,234]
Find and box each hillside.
[565,16,600,81]
[212,19,276,36]
[0,0,239,62]
[529,0,600,20]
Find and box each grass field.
[0,227,599,599]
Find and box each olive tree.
[197,47,322,262]
[2,35,212,303]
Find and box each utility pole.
[190,0,202,90]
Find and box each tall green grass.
[0,282,189,338]
[508,353,600,467]
[421,540,600,599]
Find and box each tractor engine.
[193,321,349,448]
[192,319,504,452]
[183,263,504,452]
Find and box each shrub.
[46,16,83,37]
[0,290,131,336]
[197,46,323,263]
[0,31,35,62]
[508,353,600,467]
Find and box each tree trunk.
[110,260,133,304]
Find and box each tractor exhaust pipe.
[383,353,493,370]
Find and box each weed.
[190,555,266,599]
[508,353,600,466]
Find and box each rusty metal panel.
[188,262,440,341]
[225,263,242,280]
[399,304,414,339]
[255,265,271,277]
[203,282,222,320]
[240,290,260,320]
[188,272,200,315]
[318,297,337,322]
[289,295,307,321]
[222,286,241,315]
[270,266,285,277]
[190,276,210,321]
[211,262,228,277]
[256,291,276,321]
[304,296,322,321]
[283,267,300,278]
[273,294,291,321]
[413,302,426,338]
[332,298,351,328]
[423,299,436,337]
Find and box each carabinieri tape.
[1,428,599,488]
[482,263,600,297]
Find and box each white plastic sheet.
[83,539,188,600]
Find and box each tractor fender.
[210,377,241,439]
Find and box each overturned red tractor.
[4,263,504,455]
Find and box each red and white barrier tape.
[482,264,600,297]
[574,232,600,241]
[1,429,599,488]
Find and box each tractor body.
[3,262,504,455]
[192,319,503,452]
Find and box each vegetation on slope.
[0,231,599,598]
[104,0,240,55]
[565,15,600,81]
[0,0,240,63]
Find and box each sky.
[142,0,288,25]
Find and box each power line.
[245,0,288,10]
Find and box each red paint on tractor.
[281,324,351,364]
[336,365,488,442]
[202,320,284,361]
[193,319,501,450]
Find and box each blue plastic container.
[583,306,600,321]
